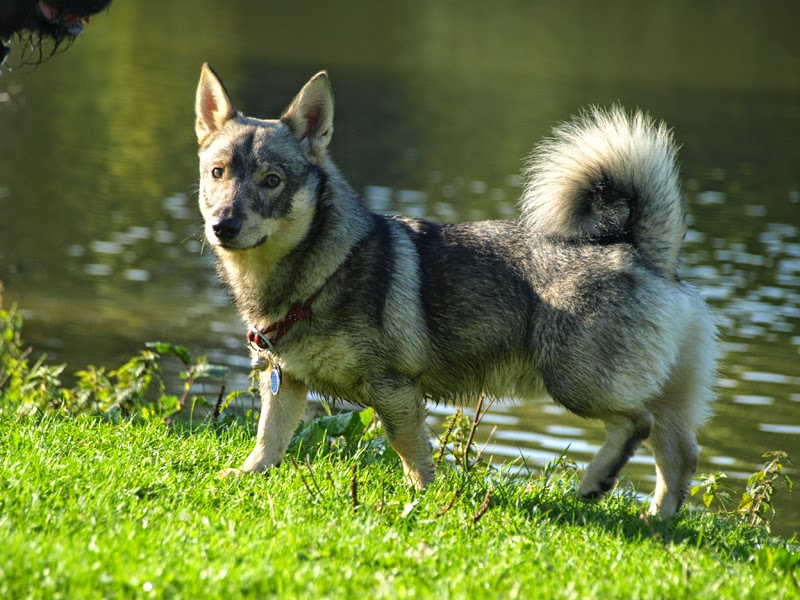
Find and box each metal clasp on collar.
[248,326,275,353]
[248,326,275,372]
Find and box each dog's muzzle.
[211,217,242,241]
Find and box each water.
[1,0,799,534]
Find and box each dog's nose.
[211,217,242,241]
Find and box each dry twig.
[350,463,359,513]
[464,396,496,470]
[470,488,493,524]
[436,414,458,467]
[436,487,462,517]
[289,456,318,501]
[213,385,226,421]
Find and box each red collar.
[247,291,320,353]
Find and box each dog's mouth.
[217,235,269,252]
[37,2,93,37]
[1,1,111,66]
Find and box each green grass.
[0,412,797,599]
[1,302,797,597]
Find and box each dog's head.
[194,63,333,257]
[0,1,112,65]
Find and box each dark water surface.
[1,1,799,534]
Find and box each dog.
[194,63,717,519]
[0,1,111,66]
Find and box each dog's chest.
[279,334,372,403]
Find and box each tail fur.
[521,106,686,274]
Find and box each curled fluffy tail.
[521,106,686,274]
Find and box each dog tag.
[251,352,269,372]
[270,364,282,395]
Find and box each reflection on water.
[1,0,798,534]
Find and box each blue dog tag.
[270,364,282,395]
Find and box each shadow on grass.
[434,463,791,564]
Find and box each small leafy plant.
[738,450,793,529]
[434,396,497,473]
[691,472,736,512]
[692,451,794,532]
[0,287,229,420]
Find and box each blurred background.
[0,0,798,534]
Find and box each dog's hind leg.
[219,373,308,477]
[578,410,654,501]
[647,411,700,519]
[372,378,435,488]
[647,316,716,518]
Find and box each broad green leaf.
[359,407,375,427]
[193,363,230,380]
[146,342,192,365]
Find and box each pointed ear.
[281,71,334,159]
[195,63,236,146]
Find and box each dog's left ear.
[281,71,334,160]
[195,63,237,146]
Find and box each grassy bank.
[0,412,798,599]
[1,294,798,598]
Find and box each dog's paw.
[217,467,245,479]
[578,477,616,501]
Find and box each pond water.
[1,1,798,535]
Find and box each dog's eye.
[264,174,282,188]
[211,167,224,179]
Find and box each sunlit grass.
[0,412,797,599]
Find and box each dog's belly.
[418,350,545,403]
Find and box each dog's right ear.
[195,63,236,146]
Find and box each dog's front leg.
[219,372,308,477]
[372,378,435,488]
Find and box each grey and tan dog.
[194,63,717,518]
